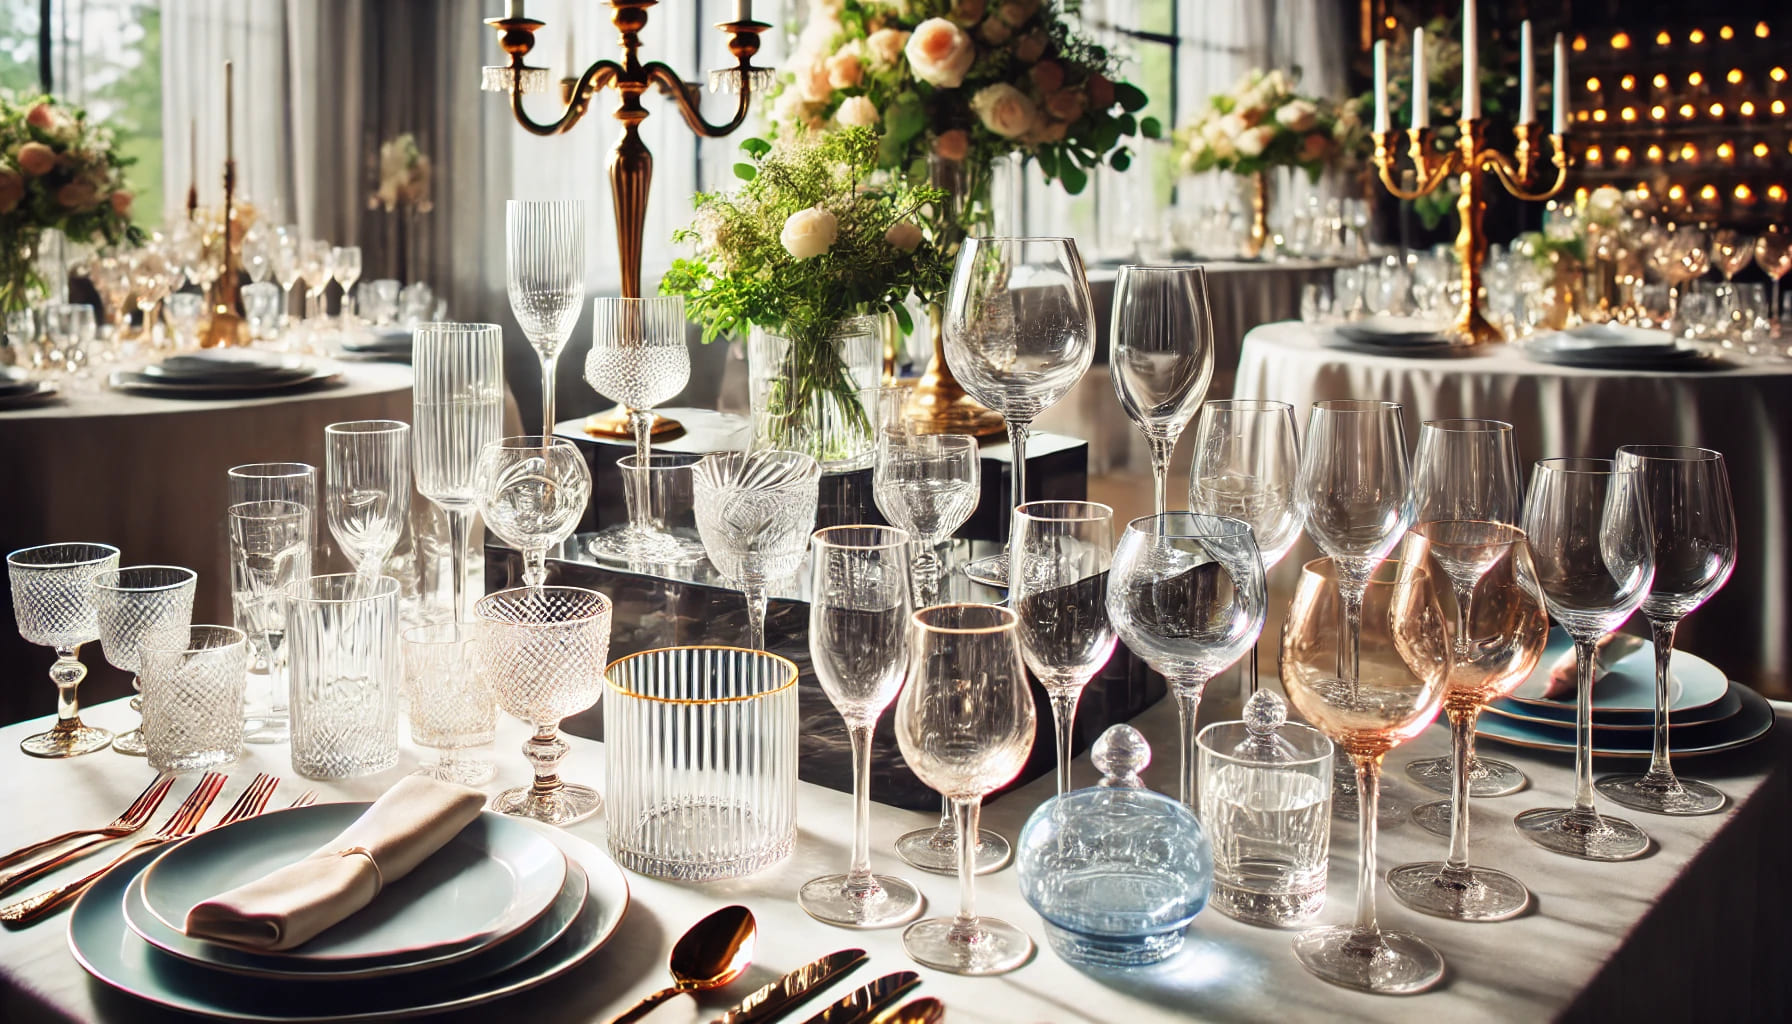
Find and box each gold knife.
[709,948,868,1024]
[797,971,921,1024]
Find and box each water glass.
[164,292,206,350]
[140,625,249,774]
[286,574,402,779]
[1299,283,1332,324]
[241,282,283,341]
[1332,266,1364,318]
[610,453,708,565]
[692,450,821,650]
[401,623,496,785]
[413,323,505,621]
[91,565,198,757]
[44,303,96,379]
[476,436,592,588]
[1197,713,1332,926]
[325,420,411,578]
[605,645,800,879]
[228,500,311,743]
[7,542,120,757]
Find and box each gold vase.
[1244,170,1270,259]
[903,155,1006,437]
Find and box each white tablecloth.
[1234,322,1792,696]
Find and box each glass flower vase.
[747,315,880,470]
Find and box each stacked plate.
[1328,316,1468,357]
[338,329,412,363]
[1525,324,1730,371]
[71,803,629,1021]
[1478,631,1773,758]
[111,351,340,398]
[0,366,58,408]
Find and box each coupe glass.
[1404,419,1529,798]
[943,236,1095,588]
[1107,513,1266,805]
[1110,265,1215,517]
[1387,525,1547,921]
[413,323,506,622]
[476,436,592,587]
[692,450,821,651]
[873,431,980,609]
[6,543,120,757]
[475,586,612,825]
[331,245,362,326]
[896,604,1037,976]
[325,420,411,578]
[401,623,496,785]
[507,199,588,437]
[1010,501,1116,794]
[1755,227,1792,326]
[584,296,692,561]
[799,526,924,928]
[91,565,198,757]
[1517,458,1655,860]
[1282,558,1450,994]
[1596,446,1736,815]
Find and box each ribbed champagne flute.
[507,200,588,437]
[413,324,505,623]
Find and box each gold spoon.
[874,997,945,1024]
[608,905,758,1024]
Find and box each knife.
[709,948,869,1024]
[796,971,922,1024]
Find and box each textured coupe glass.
[7,542,120,757]
[799,526,923,927]
[944,236,1095,587]
[139,625,249,774]
[286,574,402,779]
[873,431,980,609]
[476,586,612,826]
[605,646,799,878]
[584,296,691,561]
[228,501,310,746]
[897,604,1037,976]
[325,420,411,578]
[692,450,821,650]
[1282,559,1449,995]
[91,566,198,757]
[413,323,506,623]
[1517,459,1655,860]
[1110,265,1215,517]
[507,199,588,437]
[1596,446,1736,816]
[476,436,592,588]
[402,623,497,785]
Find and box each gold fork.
[287,790,318,809]
[0,775,177,893]
[0,772,228,926]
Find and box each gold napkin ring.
[336,846,383,895]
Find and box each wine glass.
[943,236,1095,588]
[298,240,336,326]
[271,229,302,327]
[324,420,411,578]
[1755,226,1792,333]
[692,450,821,651]
[331,245,363,327]
[1282,557,1450,994]
[1596,446,1736,816]
[1010,501,1116,795]
[507,199,588,438]
[584,296,691,561]
[1387,524,1547,921]
[1712,230,1753,285]
[476,436,592,588]
[799,525,924,929]
[6,542,120,757]
[1403,419,1529,800]
[1517,458,1655,860]
[88,252,135,348]
[90,565,198,757]
[1110,265,1215,517]
[896,603,1037,975]
[1107,513,1266,805]
[873,432,980,609]
[413,323,506,622]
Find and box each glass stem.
[540,351,560,438]
[1445,707,1476,873]
[912,542,941,609]
[930,795,955,845]
[1338,576,1366,686]
[522,725,567,799]
[523,546,548,589]
[49,645,87,733]
[1571,635,1601,819]
[745,582,768,651]
[446,508,473,622]
[1351,754,1383,938]
[1048,689,1082,796]
[1148,435,1174,518]
[1005,419,1031,562]
[950,796,981,938]
[1172,678,1209,809]
[846,722,877,894]
[1644,617,1680,787]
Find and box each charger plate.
[1475,681,1772,759]
[1505,631,1729,723]
[1486,682,1742,731]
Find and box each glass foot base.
[413,759,495,786]
[1292,925,1445,995]
[1514,806,1650,861]
[963,553,1009,590]
[492,782,602,826]
[902,915,1033,975]
[22,722,112,758]
[894,826,1011,875]
[1387,861,1530,921]
[1595,773,1727,816]
[587,524,708,566]
[1404,754,1527,797]
[798,873,924,929]
[111,728,148,757]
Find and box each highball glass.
[227,461,317,742]
[140,625,250,774]
[286,574,402,779]
[401,623,496,785]
[476,436,592,588]
[325,420,411,578]
[413,323,505,621]
[692,450,821,651]
[6,542,120,757]
[91,565,198,757]
[228,501,310,745]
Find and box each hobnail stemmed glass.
[325,420,411,578]
[412,323,506,622]
[6,543,120,757]
[402,623,497,785]
[1110,265,1215,517]
[507,200,588,437]
[476,436,592,588]
[91,565,198,757]
[692,450,821,651]
[873,431,980,609]
[584,296,691,561]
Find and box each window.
[48,0,163,225]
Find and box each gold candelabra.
[203,60,247,347]
[1373,120,1570,343]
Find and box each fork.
[0,775,176,880]
[0,772,228,926]
[287,790,318,809]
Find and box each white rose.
[885,221,924,251]
[1275,100,1318,132]
[905,17,975,88]
[971,83,1038,138]
[1236,125,1277,157]
[781,205,839,260]
[865,27,909,66]
[836,95,880,128]
[1217,113,1247,140]
[1206,128,1236,161]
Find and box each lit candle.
[1461,0,1480,120]
[1518,20,1536,124]
[506,1,523,18]
[734,0,753,23]
[1411,29,1430,129]
[1374,39,1391,133]
[1553,33,1569,133]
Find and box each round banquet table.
[1234,320,1792,695]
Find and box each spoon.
[873,997,945,1024]
[608,905,758,1024]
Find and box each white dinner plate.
[1475,681,1773,758]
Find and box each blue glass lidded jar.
[1015,724,1212,967]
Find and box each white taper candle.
[1462,0,1480,120]
[1553,33,1568,133]
[1519,21,1536,124]
[1411,29,1430,129]
[1374,39,1391,133]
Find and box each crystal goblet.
[7,543,120,757]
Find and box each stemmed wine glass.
[1755,227,1792,333]
[90,565,198,757]
[413,323,505,622]
[896,603,1037,975]
[271,229,302,327]
[1110,265,1215,517]
[1711,230,1753,287]
[1010,501,1116,794]
[324,420,411,578]
[691,450,821,651]
[1282,557,1450,994]
[584,296,691,561]
[1107,513,1266,805]
[507,200,588,438]
[298,240,336,327]
[873,432,980,609]
[799,525,925,928]
[331,245,362,328]
[6,542,120,757]
[1596,446,1736,815]
[476,437,592,588]
[1517,458,1655,860]
[943,237,1095,588]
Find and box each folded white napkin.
[184,776,487,951]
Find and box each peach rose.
[25,103,55,129]
[998,0,1041,26]
[796,58,834,103]
[1087,73,1116,109]
[885,221,924,252]
[56,181,97,209]
[1275,100,1318,132]
[978,17,1012,45]
[826,50,864,90]
[0,170,22,214]
[109,189,133,216]
[1236,103,1268,127]
[1030,60,1064,94]
[17,142,55,177]
[971,83,1037,138]
[865,27,909,66]
[1045,89,1086,122]
[948,0,987,27]
[1012,30,1047,63]
[905,18,975,89]
[1026,118,1069,144]
[1235,125,1277,158]
[932,129,970,161]
[1299,132,1330,162]
[781,205,839,260]
[836,95,880,128]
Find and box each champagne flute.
[896,603,1036,975]
[413,324,505,622]
[1009,501,1117,794]
[272,229,301,327]
[1110,265,1215,517]
[799,525,924,928]
[1282,558,1450,994]
[507,200,588,438]
[1517,458,1655,860]
[1596,446,1736,815]
[324,420,411,578]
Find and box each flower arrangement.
[1176,69,1348,181]
[0,92,139,312]
[368,133,433,214]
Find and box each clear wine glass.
[1711,230,1753,284]
[90,565,198,757]
[271,229,302,327]
[1754,227,1792,333]
[943,236,1095,588]
[873,432,980,609]
[324,420,411,578]
[799,525,925,929]
[298,240,336,326]
[1010,500,1116,794]
[507,199,588,438]
[6,542,120,757]
[584,296,691,561]
[896,603,1037,975]
[88,252,135,349]
[1596,446,1736,816]
[1517,458,1655,860]
[1107,512,1266,806]
[413,323,506,622]
[1282,557,1450,994]
[476,436,592,588]
[331,245,363,327]
[1110,265,1215,517]
[692,450,821,651]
